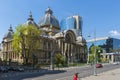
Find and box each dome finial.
[28,11,33,21]
[45,7,53,14]
[9,24,13,32]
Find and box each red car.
[96,63,103,68]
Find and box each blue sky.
[0,0,120,43]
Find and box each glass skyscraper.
[87,37,120,53]
[60,17,76,30]
[60,15,82,36]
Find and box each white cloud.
[109,30,120,36]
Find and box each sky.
[0,0,120,43]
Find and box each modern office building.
[1,7,87,68]
[60,15,82,36]
[87,37,120,53]
[87,37,120,63]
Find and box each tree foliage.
[89,45,101,63]
[54,53,64,68]
[12,24,40,64]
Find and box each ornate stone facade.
[1,7,87,67]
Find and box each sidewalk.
[81,68,120,80]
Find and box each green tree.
[89,45,101,64]
[54,53,64,69]
[12,24,40,65]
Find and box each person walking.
[73,73,78,80]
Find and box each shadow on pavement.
[1,69,67,80]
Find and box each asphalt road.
[1,63,120,80]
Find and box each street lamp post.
[93,30,97,76]
[87,34,91,64]
[51,47,54,70]
[88,30,97,75]
[76,41,78,65]
[50,38,56,70]
[87,49,89,64]
[93,45,97,76]
[62,30,66,66]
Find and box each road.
[1,63,120,80]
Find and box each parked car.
[113,62,119,65]
[96,63,103,68]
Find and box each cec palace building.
[1,7,87,67]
